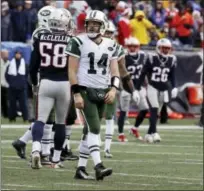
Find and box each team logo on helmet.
[40,10,51,16]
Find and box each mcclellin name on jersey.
[40,34,69,42]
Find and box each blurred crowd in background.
[1,0,204,48]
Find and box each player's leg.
[74,132,94,180]
[104,98,116,158]
[12,92,38,159]
[76,89,112,180]
[130,87,149,140]
[61,97,78,161]
[151,90,170,142]
[31,80,55,169]
[160,103,168,124]
[51,81,70,168]
[145,85,160,143]
[40,107,55,166]
[117,90,131,142]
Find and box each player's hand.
[132,90,140,105]
[171,88,178,99]
[32,85,38,96]
[105,87,116,104]
[74,93,84,109]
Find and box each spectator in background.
[134,0,153,18]
[76,1,90,33]
[148,31,160,46]
[168,28,182,48]
[10,1,27,42]
[150,0,166,28]
[1,50,10,118]
[157,22,169,39]
[106,0,119,25]
[5,50,28,122]
[171,4,194,46]
[32,0,44,11]
[117,1,132,46]
[24,0,37,43]
[192,10,203,46]
[165,0,178,28]
[1,1,12,41]
[130,10,155,45]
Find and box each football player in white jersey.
[102,20,125,157]
[103,20,141,157]
[66,10,121,180]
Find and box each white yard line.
[112,150,203,156]
[2,155,202,163]
[3,166,203,182]
[2,184,42,188]
[1,140,203,149]
[55,182,160,187]
[1,124,203,130]
[2,158,203,165]
[55,183,100,187]
[168,180,203,185]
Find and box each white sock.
[19,123,33,143]
[78,138,90,167]
[52,150,61,163]
[65,125,71,150]
[98,134,102,147]
[50,131,55,148]
[62,139,68,149]
[41,124,52,156]
[87,132,101,166]
[32,141,41,153]
[104,119,114,152]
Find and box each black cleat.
[94,163,112,181]
[12,140,26,159]
[40,155,51,165]
[61,148,79,161]
[74,167,95,180]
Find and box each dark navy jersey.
[29,32,71,85]
[136,53,177,91]
[125,50,146,88]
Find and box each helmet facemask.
[48,19,67,35]
[127,44,140,56]
[85,20,105,39]
[104,30,114,39]
[157,46,172,57]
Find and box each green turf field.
[1,123,203,190]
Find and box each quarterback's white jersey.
[65,34,118,89]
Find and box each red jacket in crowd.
[117,17,131,46]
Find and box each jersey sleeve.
[65,37,82,58]
[118,45,125,61]
[29,39,41,86]
[110,42,118,60]
[135,54,152,90]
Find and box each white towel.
[8,58,26,76]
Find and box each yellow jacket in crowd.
[130,10,155,45]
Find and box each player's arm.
[118,57,135,93]
[169,56,177,88]
[116,45,135,93]
[65,37,84,109]
[169,56,178,98]
[135,55,151,91]
[105,49,120,104]
[29,40,41,86]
